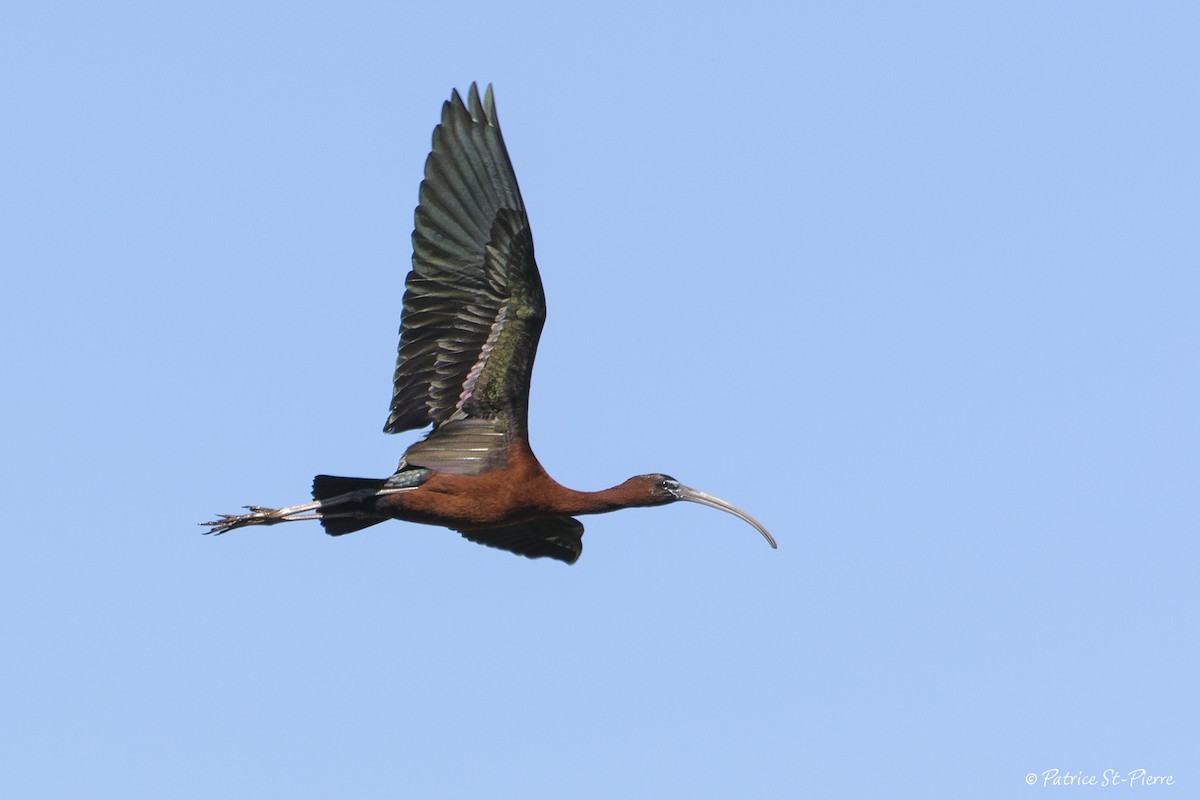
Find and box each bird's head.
[622,473,777,549]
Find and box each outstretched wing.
[386,84,546,470]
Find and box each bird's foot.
[201,505,294,535]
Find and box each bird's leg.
[201,489,379,535]
[202,485,418,535]
[201,500,321,535]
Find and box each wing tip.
[483,84,496,124]
[461,82,498,127]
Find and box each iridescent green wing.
[386,84,546,475]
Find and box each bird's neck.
[549,481,647,516]
[507,441,648,516]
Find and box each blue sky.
[2,2,1196,797]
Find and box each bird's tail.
[311,475,388,536]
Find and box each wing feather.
[457,516,584,564]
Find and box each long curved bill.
[676,486,777,549]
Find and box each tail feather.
[311,475,388,536]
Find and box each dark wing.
[386,84,545,477]
[458,516,584,564]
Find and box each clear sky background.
[2,2,1196,798]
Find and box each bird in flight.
[204,84,776,564]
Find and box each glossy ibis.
[204,84,776,563]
